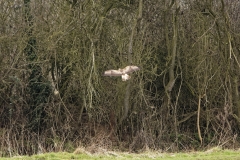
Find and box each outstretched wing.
[103,70,123,76]
[123,65,140,74]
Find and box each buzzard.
[103,65,140,81]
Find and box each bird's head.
[118,68,125,74]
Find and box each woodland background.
[1,0,240,156]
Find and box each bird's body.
[122,74,130,81]
[103,65,140,81]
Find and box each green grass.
[1,149,240,160]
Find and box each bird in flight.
[103,65,140,81]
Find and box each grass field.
[1,148,240,160]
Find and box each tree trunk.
[120,0,143,124]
